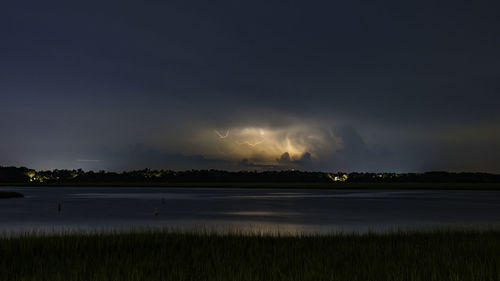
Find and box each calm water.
[1,187,500,234]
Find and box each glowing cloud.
[190,124,342,166]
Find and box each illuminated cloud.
[188,124,342,166]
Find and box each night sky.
[1,1,499,172]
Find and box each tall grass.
[0,228,499,281]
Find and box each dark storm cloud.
[1,0,499,172]
[277,152,312,167]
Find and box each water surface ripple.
[1,187,499,234]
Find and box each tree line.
[1,166,500,184]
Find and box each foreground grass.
[1,228,499,281]
[0,190,23,198]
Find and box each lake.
[1,187,499,234]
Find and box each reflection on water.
[218,211,301,217]
[1,187,499,234]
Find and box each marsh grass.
[1,227,499,281]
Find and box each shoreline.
[2,182,500,190]
[2,223,500,236]
[0,191,23,199]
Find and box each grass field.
[0,190,23,198]
[1,228,499,281]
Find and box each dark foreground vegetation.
[2,166,500,187]
[0,191,23,198]
[0,228,499,281]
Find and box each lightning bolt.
[236,140,264,147]
[215,130,230,138]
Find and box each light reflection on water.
[218,211,301,217]
[1,187,499,235]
